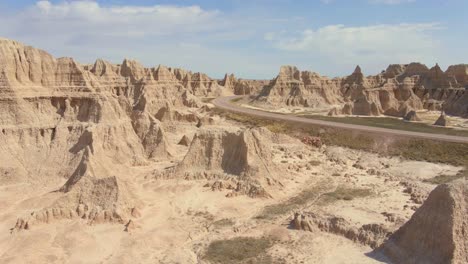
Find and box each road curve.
[213,95,468,144]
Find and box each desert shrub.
[204,237,273,264]
[212,218,235,229]
[423,171,467,185]
[318,186,372,205]
[256,179,332,219]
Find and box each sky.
[0,0,467,79]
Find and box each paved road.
[213,96,468,144]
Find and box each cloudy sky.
[0,0,466,79]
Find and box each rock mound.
[13,145,138,231]
[165,127,282,197]
[403,110,421,122]
[178,135,192,146]
[292,212,392,249]
[176,127,277,179]
[291,212,315,232]
[434,112,449,126]
[131,111,173,160]
[155,105,199,123]
[14,122,144,230]
[380,180,468,264]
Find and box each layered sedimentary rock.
[380,180,468,264]
[255,63,468,118]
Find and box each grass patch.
[423,171,467,185]
[194,211,215,221]
[201,97,215,103]
[212,218,235,229]
[216,111,290,134]
[203,237,273,264]
[256,179,332,220]
[230,97,244,103]
[318,186,373,205]
[386,140,468,167]
[300,114,468,138]
[309,160,322,166]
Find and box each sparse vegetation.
[300,114,468,138]
[203,237,274,264]
[194,211,215,221]
[230,97,244,103]
[387,140,468,167]
[318,186,373,205]
[256,179,333,219]
[423,171,467,185]
[212,218,235,229]
[216,111,289,134]
[309,160,322,166]
[201,97,215,103]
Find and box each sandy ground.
[0,118,462,263]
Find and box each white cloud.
[266,23,440,65]
[14,1,220,38]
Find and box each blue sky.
[1,0,467,79]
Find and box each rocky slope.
[254,64,468,118]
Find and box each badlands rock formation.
[1,38,468,263]
[381,180,467,264]
[164,127,282,198]
[0,38,238,228]
[255,64,468,118]
[257,65,343,108]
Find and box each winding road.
[213,96,468,144]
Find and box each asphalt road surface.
[213,96,468,144]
